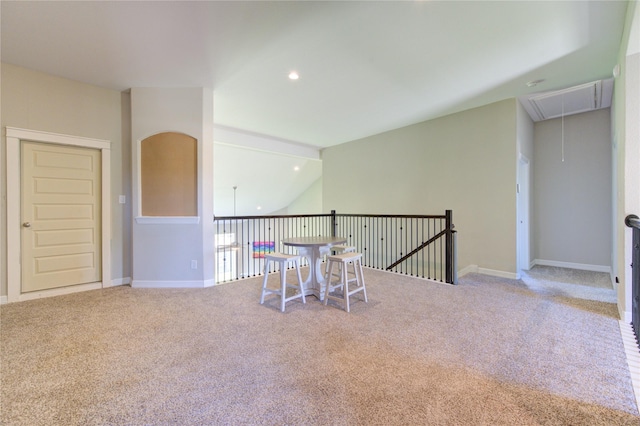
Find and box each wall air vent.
[520,79,613,122]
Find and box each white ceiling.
[1,1,629,148]
[1,1,630,215]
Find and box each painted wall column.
[131,88,214,288]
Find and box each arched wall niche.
[140,131,197,216]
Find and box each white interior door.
[21,142,102,293]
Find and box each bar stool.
[330,244,356,254]
[325,244,356,278]
[260,253,305,312]
[324,252,368,313]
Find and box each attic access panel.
[531,81,600,120]
[521,79,613,122]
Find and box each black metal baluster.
[410,217,414,276]
[439,217,442,281]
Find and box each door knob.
[23,222,31,228]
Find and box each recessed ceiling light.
[526,79,545,87]
[257,206,262,210]
[294,166,300,171]
[288,71,299,80]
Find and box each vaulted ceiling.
[1,1,630,148]
[1,1,630,215]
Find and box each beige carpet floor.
[1,268,639,425]
[522,265,613,289]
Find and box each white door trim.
[517,153,531,276]
[5,127,111,303]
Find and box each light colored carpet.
[522,265,613,289]
[1,268,638,425]
[519,265,618,310]
[520,265,616,303]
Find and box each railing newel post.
[331,210,336,237]
[445,209,454,284]
[625,214,640,337]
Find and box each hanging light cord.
[233,186,237,216]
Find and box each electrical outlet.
[191,260,197,269]
[119,195,126,204]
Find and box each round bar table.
[282,236,347,300]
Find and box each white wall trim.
[132,280,212,289]
[478,267,518,279]
[0,296,7,305]
[214,124,321,160]
[5,127,110,150]
[457,264,518,280]
[108,277,131,287]
[532,259,611,273]
[5,127,112,303]
[457,264,479,277]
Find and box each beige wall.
[322,99,518,275]
[0,63,132,296]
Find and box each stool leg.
[325,257,339,285]
[329,261,344,292]
[324,261,334,305]
[279,260,287,313]
[343,261,350,313]
[295,259,306,304]
[260,259,270,305]
[356,258,368,302]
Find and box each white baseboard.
[1,277,207,303]
[106,277,131,287]
[132,280,213,289]
[478,267,518,279]
[457,265,517,280]
[457,264,479,277]
[460,260,612,281]
[532,259,611,274]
